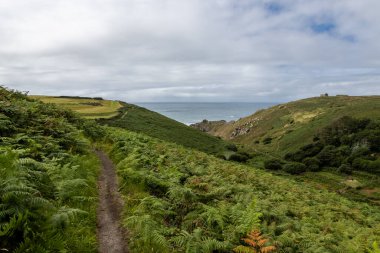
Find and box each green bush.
[317,145,338,167]
[225,143,238,152]
[283,162,307,174]
[285,151,307,162]
[352,158,380,174]
[300,142,324,156]
[264,159,283,170]
[228,152,251,162]
[338,164,353,174]
[287,116,380,175]
[302,157,321,172]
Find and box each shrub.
[302,157,321,172]
[216,153,227,160]
[338,164,353,174]
[225,144,238,152]
[283,162,307,175]
[352,158,370,171]
[264,159,283,171]
[353,158,380,174]
[349,146,370,162]
[81,120,106,140]
[300,142,324,157]
[317,145,337,167]
[284,151,305,162]
[228,151,252,163]
[370,159,380,174]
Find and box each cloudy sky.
[0,0,379,102]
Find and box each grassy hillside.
[193,96,380,205]
[103,126,380,253]
[204,96,380,155]
[31,95,122,119]
[4,87,380,252]
[1,88,104,252]
[32,96,231,155]
[98,102,231,155]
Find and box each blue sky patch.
[340,34,357,43]
[310,22,336,34]
[264,2,283,14]
[308,18,356,43]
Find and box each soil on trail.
[96,150,128,253]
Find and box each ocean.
[136,102,278,125]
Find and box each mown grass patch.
[30,95,122,119]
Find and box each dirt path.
[96,150,128,253]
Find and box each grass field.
[30,95,123,119]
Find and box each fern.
[235,200,262,235]
[233,230,276,253]
[56,179,89,200]
[233,245,256,253]
[368,242,380,253]
[125,214,170,252]
[172,228,229,253]
[135,196,175,218]
[49,207,87,230]
[0,213,27,237]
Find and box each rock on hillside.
[190,119,229,134]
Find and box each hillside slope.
[194,96,380,155]
[1,88,103,252]
[104,126,380,252]
[98,102,230,155]
[32,96,230,155]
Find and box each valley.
[1,87,379,252]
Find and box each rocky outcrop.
[190,119,228,132]
[230,117,262,138]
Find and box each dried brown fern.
[233,230,276,253]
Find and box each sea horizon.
[136,102,278,125]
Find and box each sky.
[0,0,379,102]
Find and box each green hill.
[192,96,380,204]
[97,102,230,155]
[198,96,380,155]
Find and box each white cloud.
[0,0,379,102]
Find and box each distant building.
[320,93,329,97]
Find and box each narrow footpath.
[96,150,128,253]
